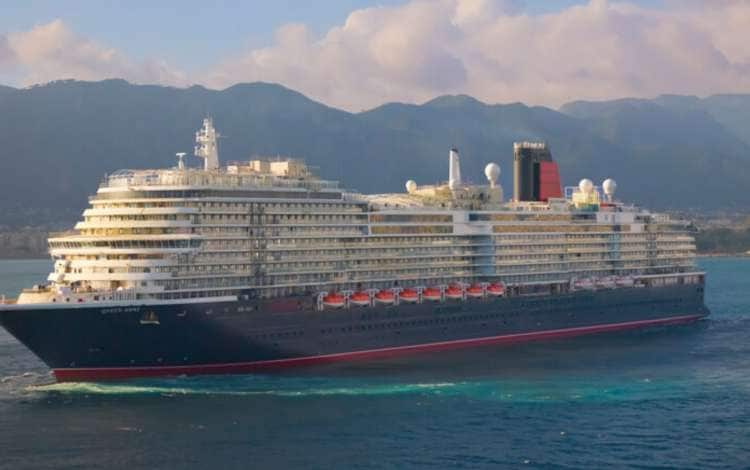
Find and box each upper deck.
[100,161,341,195]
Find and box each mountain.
[0,80,749,227]
[560,97,750,209]
[564,93,750,147]
[656,94,750,147]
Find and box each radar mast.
[195,117,219,171]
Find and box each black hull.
[0,284,709,381]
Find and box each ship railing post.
[367,288,377,307]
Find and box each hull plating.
[0,284,709,382]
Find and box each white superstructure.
[16,120,698,305]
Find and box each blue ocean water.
[1,258,749,469]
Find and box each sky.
[1,0,748,111]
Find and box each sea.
[0,258,748,469]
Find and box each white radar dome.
[602,178,617,196]
[579,178,594,194]
[484,163,500,187]
[405,180,417,193]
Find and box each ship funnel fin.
[512,141,561,201]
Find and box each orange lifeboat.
[487,282,505,297]
[423,287,442,302]
[399,288,419,303]
[322,292,346,308]
[374,289,395,305]
[350,291,370,307]
[444,285,463,300]
[466,284,483,298]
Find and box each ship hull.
[0,284,709,382]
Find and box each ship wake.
[20,374,720,403]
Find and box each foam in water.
[29,380,460,398]
[21,374,704,403]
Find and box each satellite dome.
[484,163,500,187]
[405,180,417,193]
[579,178,594,194]
[602,178,617,196]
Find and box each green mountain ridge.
[0,80,748,226]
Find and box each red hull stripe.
[53,314,703,382]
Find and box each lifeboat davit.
[487,282,505,297]
[423,287,442,302]
[350,291,370,306]
[444,285,463,300]
[322,292,345,308]
[374,289,395,305]
[466,284,483,298]
[399,288,419,303]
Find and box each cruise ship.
[0,119,709,381]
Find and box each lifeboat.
[444,285,463,300]
[466,284,484,298]
[615,276,635,288]
[374,289,395,305]
[349,291,371,306]
[487,282,505,297]
[399,288,419,303]
[322,292,346,308]
[573,278,595,291]
[596,276,616,289]
[423,287,442,302]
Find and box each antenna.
[176,152,187,170]
[602,178,617,202]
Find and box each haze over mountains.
[0,79,748,226]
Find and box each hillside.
[0,80,749,226]
[560,97,750,209]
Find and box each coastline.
[697,253,750,258]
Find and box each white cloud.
[203,0,750,110]
[0,35,14,65]
[2,19,185,87]
[2,1,750,110]
[204,2,470,110]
